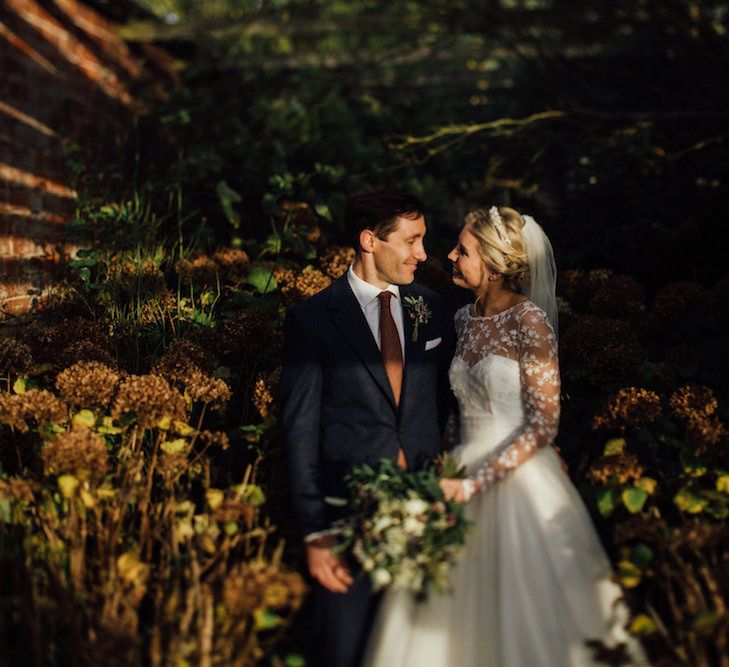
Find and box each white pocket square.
[425,337,442,351]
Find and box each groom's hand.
[306,535,353,593]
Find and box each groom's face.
[371,214,427,286]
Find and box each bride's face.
[448,226,490,296]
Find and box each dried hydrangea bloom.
[198,430,230,449]
[613,515,666,546]
[0,336,33,377]
[0,476,37,502]
[586,452,645,486]
[670,520,728,551]
[560,314,643,375]
[669,385,718,422]
[592,387,662,432]
[280,268,331,307]
[185,374,231,411]
[157,452,189,484]
[557,270,591,310]
[20,317,110,367]
[57,340,116,369]
[220,307,280,361]
[648,281,711,332]
[112,374,186,430]
[56,361,122,411]
[115,257,166,294]
[151,340,215,386]
[252,368,281,418]
[222,561,306,617]
[319,245,355,280]
[589,275,645,321]
[176,254,220,288]
[21,389,67,425]
[0,394,28,431]
[213,248,250,282]
[212,498,255,526]
[138,288,177,326]
[42,426,108,479]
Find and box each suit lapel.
[328,276,397,408]
[399,285,425,418]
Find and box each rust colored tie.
[378,291,407,469]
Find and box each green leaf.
[254,609,281,631]
[622,487,648,513]
[161,438,188,455]
[629,543,653,567]
[674,489,708,513]
[716,475,729,493]
[635,477,657,495]
[215,180,242,228]
[58,475,79,499]
[680,450,707,478]
[617,559,642,588]
[12,378,27,395]
[603,438,626,456]
[72,409,96,429]
[79,267,91,283]
[629,614,657,636]
[284,654,307,667]
[324,496,348,507]
[315,203,332,221]
[596,488,615,517]
[692,611,721,635]
[246,267,277,294]
[241,484,266,506]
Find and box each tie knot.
[378,291,392,305]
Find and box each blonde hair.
[464,206,530,292]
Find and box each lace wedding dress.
[363,300,646,666]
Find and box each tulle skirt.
[362,446,648,666]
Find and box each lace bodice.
[448,300,560,495]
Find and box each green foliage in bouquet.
[334,458,472,600]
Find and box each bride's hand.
[440,478,467,503]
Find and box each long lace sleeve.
[469,308,560,495]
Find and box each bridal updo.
[465,206,530,292]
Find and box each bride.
[363,206,647,666]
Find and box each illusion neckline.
[467,299,530,320]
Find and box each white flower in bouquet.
[403,515,425,537]
[404,497,429,516]
[372,514,394,535]
[373,568,392,588]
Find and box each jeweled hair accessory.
[488,206,512,246]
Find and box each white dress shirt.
[347,265,406,359]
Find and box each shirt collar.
[347,265,400,309]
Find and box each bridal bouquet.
[332,457,472,599]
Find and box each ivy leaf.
[635,477,657,494]
[72,409,96,429]
[12,378,27,395]
[716,475,729,493]
[622,487,648,513]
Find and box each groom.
[281,187,455,666]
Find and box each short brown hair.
[344,187,425,250]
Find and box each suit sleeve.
[280,307,328,537]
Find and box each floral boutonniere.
[403,295,432,342]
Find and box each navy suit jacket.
[281,275,456,538]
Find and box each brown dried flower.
[560,314,644,376]
[0,394,28,431]
[56,361,122,411]
[152,340,215,387]
[42,426,108,479]
[57,340,116,369]
[648,282,711,332]
[319,246,355,280]
[586,452,645,486]
[557,270,591,311]
[177,254,220,288]
[0,336,32,377]
[670,520,728,551]
[252,368,281,418]
[157,452,189,484]
[198,430,230,449]
[112,374,186,430]
[589,275,645,321]
[212,498,255,526]
[21,389,67,425]
[669,385,718,422]
[220,307,280,362]
[20,317,110,367]
[592,388,662,432]
[222,562,306,617]
[280,268,331,307]
[116,257,166,294]
[185,374,231,411]
[0,476,37,502]
[213,248,250,282]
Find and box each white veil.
[521,215,558,337]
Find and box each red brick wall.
[0,0,170,317]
